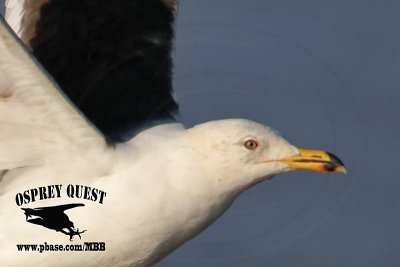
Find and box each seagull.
[0,1,346,266]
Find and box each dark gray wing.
[14,0,180,142]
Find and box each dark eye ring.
[244,139,258,150]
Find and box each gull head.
[186,119,346,196]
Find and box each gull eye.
[244,139,258,150]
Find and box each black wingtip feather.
[29,0,179,142]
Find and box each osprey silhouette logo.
[21,203,86,241]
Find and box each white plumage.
[0,19,296,266]
[4,0,23,34]
[0,2,345,266]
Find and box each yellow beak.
[280,148,346,174]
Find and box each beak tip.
[326,152,347,174]
[335,165,347,174]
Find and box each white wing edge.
[0,16,105,171]
[5,0,24,36]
